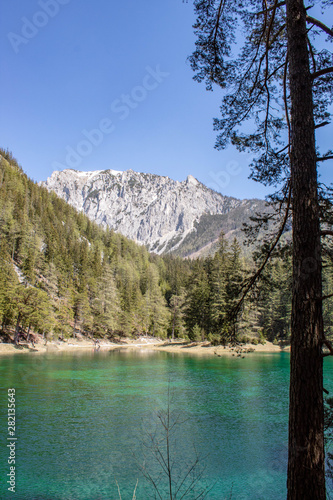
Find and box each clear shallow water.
[0,349,332,500]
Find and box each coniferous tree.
[169,290,186,340]
[142,263,170,337]
[184,260,210,337]
[0,248,19,329]
[91,264,120,337]
[257,257,292,341]
[209,234,229,335]
[54,290,74,339]
[190,1,333,495]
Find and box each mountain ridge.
[41,168,267,256]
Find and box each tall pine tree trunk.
[14,314,21,345]
[286,0,325,497]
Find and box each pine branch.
[315,121,330,129]
[250,24,286,95]
[306,15,333,38]
[312,66,333,79]
[249,0,271,95]
[283,50,291,156]
[317,155,333,162]
[256,1,286,15]
[209,0,227,71]
[276,143,290,154]
[263,0,280,146]
[212,0,226,46]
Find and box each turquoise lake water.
[1,349,333,500]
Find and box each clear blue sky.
[1,0,332,200]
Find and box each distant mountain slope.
[42,168,268,256]
[173,202,267,258]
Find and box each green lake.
[1,350,333,499]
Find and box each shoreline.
[0,337,290,356]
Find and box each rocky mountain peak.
[186,174,199,186]
[41,168,257,255]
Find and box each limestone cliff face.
[42,168,253,254]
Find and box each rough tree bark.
[189,0,333,495]
[286,0,325,498]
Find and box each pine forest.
[1,148,333,347]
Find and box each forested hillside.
[0,150,188,341]
[1,149,332,344]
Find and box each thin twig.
[132,479,139,500]
[116,480,122,500]
[322,292,333,301]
